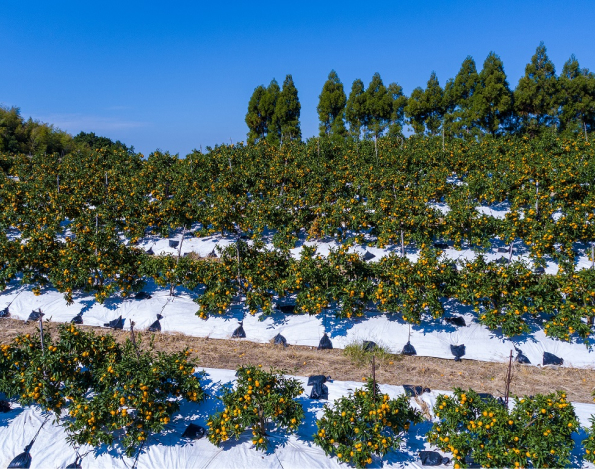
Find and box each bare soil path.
[2,318,594,402]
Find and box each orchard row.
[2,237,595,343]
[0,324,593,468]
[1,135,595,343]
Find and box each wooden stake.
[130,321,140,359]
[372,355,376,399]
[38,313,45,356]
[504,349,513,406]
[374,134,378,161]
[401,230,405,257]
[535,181,539,216]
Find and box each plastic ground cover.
[1,367,594,469]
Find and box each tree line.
[0,106,134,156]
[246,42,595,143]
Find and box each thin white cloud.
[36,113,149,133]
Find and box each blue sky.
[1,1,593,156]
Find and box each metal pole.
[38,313,45,356]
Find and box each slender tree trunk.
[401,229,405,257]
[509,240,514,264]
[38,315,45,356]
[535,181,539,217]
[504,350,513,406]
[374,134,378,161]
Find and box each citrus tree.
[0,324,206,457]
[427,388,579,468]
[207,365,304,450]
[314,378,423,468]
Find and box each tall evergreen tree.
[514,42,559,133]
[474,52,514,136]
[246,85,267,144]
[559,55,595,139]
[345,79,367,140]
[405,87,427,136]
[262,79,281,145]
[363,73,393,140]
[317,70,347,138]
[423,71,445,136]
[444,56,480,137]
[404,72,444,136]
[387,82,407,137]
[275,74,301,143]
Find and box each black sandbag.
[444,316,466,327]
[307,375,328,386]
[232,322,246,339]
[419,450,447,466]
[207,250,217,258]
[104,316,125,330]
[318,333,333,350]
[463,455,480,468]
[27,310,44,322]
[534,266,546,275]
[401,341,417,356]
[1,306,10,318]
[362,340,377,352]
[362,251,376,261]
[8,448,32,469]
[497,246,510,253]
[135,291,152,300]
[477,393,494,402]
[0,400,10,412]
[433,242,449,250]
[403,385,430,397]
[148,318,161,332]
[169,240,179,248]
[146,247,155,255]
[310,383,329,400]
[450,344,465,361]
[182,423,206,440]
[71,313,83,325]
[515,347,531,364]
[273,333,287,347]
[279,305,296,314]
[543,352,563,366]
[65,457,82,469]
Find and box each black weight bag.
[543,351,563,366]
[419,450,449,466]
[401,341,417,356]
[308,375,329,400]
[318,333,333,350]
[104,315,125,330]
[232,321,246,338]
[182,423,206,440]
[273,333,287,347]
[450,344,465,361]
[148,314,163,332]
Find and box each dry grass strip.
[1,318,594,402]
